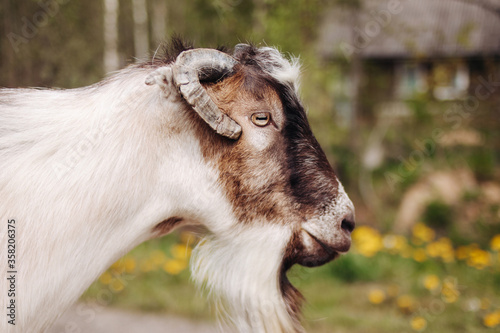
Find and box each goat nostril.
[341,217,355,233]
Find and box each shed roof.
[318,0,500,59]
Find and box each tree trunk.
[132,0,149,60]
[103,0,119,73]
[151,0,167,44]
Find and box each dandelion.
[397,295,416,314]
[467,248,491,270]
[163,258,187,275]
[426,238,454,263]
[352,226,384,257]
[110,260,125,274]
[368,288,386,304]
[124,257,136,274]
[383,234,408,253]
[456,243,479,261]
[109,278,125,292]
[413,248,427,262]
[384,234,412,258]
[483,310,500,328]
[490,234,500,252]
[423,274,440,292]
[171,244,192,260]
[410,316,427,332]
[455,245,471,260]
[99,271,113,285]
[441,277,459,303]
[412,223,435,244]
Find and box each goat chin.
[190,223,305,333]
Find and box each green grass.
[81,230,500,332]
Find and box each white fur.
[0,46,348,333]
[255,47,301,93]
[191,223,297,333]
[0,66,239,332]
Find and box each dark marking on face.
[279,86,339,215]
[182,45,341,225]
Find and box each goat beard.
[190,224,305,333]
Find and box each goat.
[0,40,355,333]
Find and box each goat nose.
[341,212,356,234]
[330,212,355,253]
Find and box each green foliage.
[406,97,433,123]
[469,148,496,181]
[328,253,382,282]
[423,200,453,230]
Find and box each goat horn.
[172,49,242,140]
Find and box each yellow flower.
[410,316,427,332]
[455,245,470,260]
[368,288,386,304]
[352,226,384,257]
[99,272,113,285]
[110,278,125,292]
[413,248,427,262]
[163,258,187,275]
[110,260,125,274]
[397,295,416,314]
[180,232,196,246]
[483,310,500,328]
[456,243,479,261]
[171,244,192,260]
[124,257,136,274]
[467,248,491,270]
[423,274,440,291]
[426,238,455,263]
[383,234,408,253]
[490,234,500,251]
[412,223,435,244]
[441,277,459,303]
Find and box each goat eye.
[251,112,271,127]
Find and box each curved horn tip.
[172,48,242,140]
[222,127,242,140]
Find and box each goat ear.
[145,67,174,93]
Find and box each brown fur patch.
[182,59,339,224]
[176,45,344,329]
[152,216,183,237]
[202,70,297,223]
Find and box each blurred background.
[2,0,500,332]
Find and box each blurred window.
[395,62,429,99]
[432,62,469,100]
